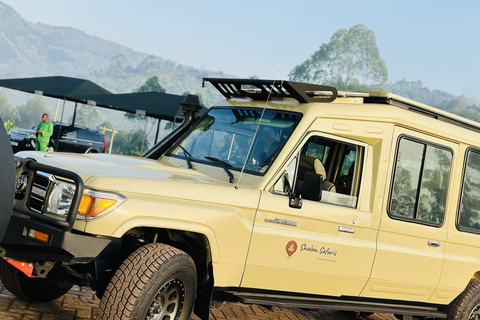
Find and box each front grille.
[9,132,28,141]
[28,172,51,213]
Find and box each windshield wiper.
[204,156,234,183]
[178,145,193,169]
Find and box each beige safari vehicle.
[2,78,480,320]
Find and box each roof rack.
[203,78,338,103]
[365,95,480,134]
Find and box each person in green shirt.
[35,113,53,151]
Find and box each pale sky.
[2,0,480,100]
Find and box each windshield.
[168,108,301,174]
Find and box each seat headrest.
[299,155,326,179]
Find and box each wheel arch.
[121,226,215,320]
[85,147,100,153]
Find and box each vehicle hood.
[10,128,36,135]
[15,151,238,195]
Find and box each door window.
[274,135,364,208]
[458,149,480,233]
[389,136,452,225]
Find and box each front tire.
[445,279,480,320]
[0,258,74,302]
[97,243,197,320]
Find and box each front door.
[241,132,377,297]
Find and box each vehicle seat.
[334,162,355,195]
[296,155,335,194]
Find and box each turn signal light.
[24,228,51,244]
[78,194,118,217]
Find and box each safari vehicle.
[2,78,480,320]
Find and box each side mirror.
[302,172,323,202]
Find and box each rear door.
[75,128,92,153]
[361,127,456,302]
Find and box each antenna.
[235,78,280,189]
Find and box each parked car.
[9,123,106,153]
[4,79,480,320]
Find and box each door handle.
[427,241,440,247]
[73,140,77,143]
[89,143,93,145]
[338,226,355,234]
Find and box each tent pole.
[155,119,161,144]
[54,99,60,122]
[71,102,78,126]
[55,98,66,150]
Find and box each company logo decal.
[286,240,297,258]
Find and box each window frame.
[387,134,453,227]
[166,106,303,177]
[271,131,366,209]
[456,147,480,235]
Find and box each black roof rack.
[365,95,480,134]
[203,78,338,103]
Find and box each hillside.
[0,1,224,106]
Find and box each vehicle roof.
[205,77,480,136]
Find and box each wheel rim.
[146,279,185,320]
[469,303,480,320]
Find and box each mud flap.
[0,118,15,243]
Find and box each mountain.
[0,2,149,76]
[0,2,224,106]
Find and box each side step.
[220,291,447,319]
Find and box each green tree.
[15,96,51,129]
[0,93,15,122]
[128,76,167,153]
[289,24,388,91]
[134,75,166,93]
[4,116,18,132]
[111,128,149,156]
[75,105,101,128]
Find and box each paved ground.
[0,282,397,320]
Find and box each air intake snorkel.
[142,94,202,159]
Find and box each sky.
[2,0,480,100]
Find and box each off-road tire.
[0,258,74,302]
[445,278,480,320]
[96,243,197,320]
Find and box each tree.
[75,104,101,128]
[289,24,388,91]
[134,75,166,93]
[127,76,167,153]
[110,128,149,156]
[0,93,15,122]
[15,96,51,129]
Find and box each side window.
[77,129,88,141]
[389,137,452,225]
[458,150,480,233]
[273,135,364,208]
[91,132,103,143]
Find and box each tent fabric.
[0,76,112,101]
[74,92,188,122]
[0,76,207,122]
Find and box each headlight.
[26,132,37,139]
[47,181,126,221]
[47,181,75,216]
[77,189,126,221]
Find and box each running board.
[223,291,447,319]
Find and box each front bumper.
[0,158,110,264]
[0,214,110,263]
